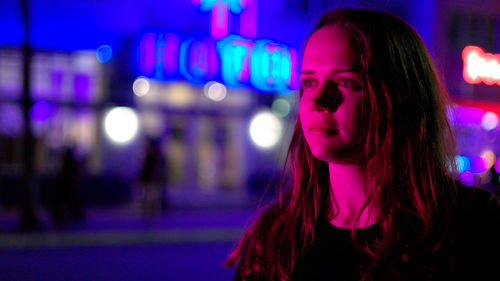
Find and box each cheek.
[298,99,309,124]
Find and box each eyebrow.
[300,69,360,75]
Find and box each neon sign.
[462,45,500,86]
[136,32,299,93]
[191,0,257,39]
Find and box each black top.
[233,186,500,281]
[292,219,377,281]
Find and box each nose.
[311,80,342,113]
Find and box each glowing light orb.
[458,171,475,186]
[203,81,227,102]
[481,149,496,169]
[481,111,498,131]
[249,110,283,149]
[455,155,470,173]
[494,157,500,173]
[462,45,500,86]
[133,77,151,97]
[271,98,291,118]
[104,107,139,144]
[96,45,113,63]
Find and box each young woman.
[226,8,500,281]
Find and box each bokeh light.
[455,155,471,173]
[96,45,113,63]
[458,171,475,186]
[249,110,282,149]
[480,149,496,169]
[494,157,500,173]
[481,111,498,131]
[271,98,291,118]
[133,77,151,97]
[164,83,196,106]
[104,107,139,144]
[203,81,227,102]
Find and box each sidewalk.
[0,204,258,281]
[0,202,259,246]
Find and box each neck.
[327,162,377,229]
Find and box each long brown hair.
[225,9,458,281]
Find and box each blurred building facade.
[0,0,499,210]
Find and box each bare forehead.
[302,26,360,68]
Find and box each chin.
[310,146,364,164]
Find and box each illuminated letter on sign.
[136,33,299,92]
[180,36,220,83]
[251,41,298,92]
[463,45,500,86]
[219,36,255,86]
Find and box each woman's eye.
[338,79,361,90]
[301,79,315,89]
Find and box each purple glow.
[458,171,475,186]
[452,106,485,125]
[191,0,202,6]
[164,33,180,74]
[139,32,157,76]
[50,70,64,100]
[73,73,91,103]
[467,155,488,173]
[494,158,500,173]
[211,0,229,39]
[30,100,52,121]
[0,103,23,137]
[240,0,257,38]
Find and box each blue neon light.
[179,36,220,84]
[218,35,254,86]
[137,32,299,93]
[96,45,113,63]
[250,40,294,92]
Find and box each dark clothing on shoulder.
[450,185,500,280]
[292,219,376,281]
[232,185,500,281]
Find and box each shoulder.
[232,200,288,281]
[246,199,288,240]
[451,183,500,279]
[454,183,500,223]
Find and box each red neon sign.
[462,45,500,86]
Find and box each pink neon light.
[139,33,156,76]
[240,0,253,7]
[211,0,229,39]
[237,42,252,82]
[240,0,257,38]
[495,157,500,173]
[462,45,500,86]
[164,33,180,74]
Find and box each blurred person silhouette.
[51,144,85,226]
[226,9,500,281]
[139,137,168,216]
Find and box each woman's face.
[299,26,366,164]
